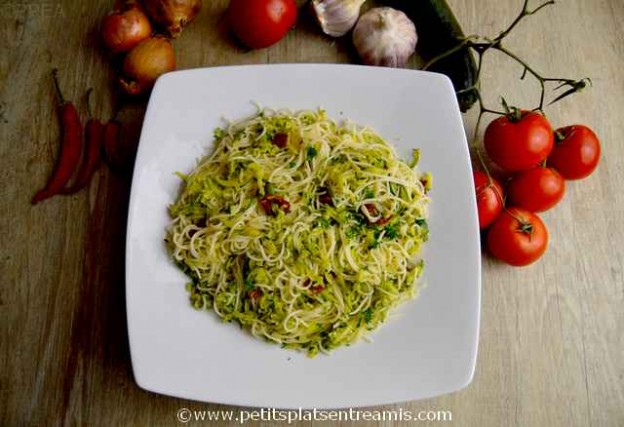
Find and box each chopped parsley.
[306,146,318,161]
[213,127,226,140]
[346,226,362,239]
[384,223,399,239]
[317,218,331,229]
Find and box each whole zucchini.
[381,0,478,112]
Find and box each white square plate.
[126,64,481,409]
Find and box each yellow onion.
[144,0,202,37]
[101,2,152,54]
[119,37,176,96]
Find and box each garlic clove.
[352,7,417,68]
[312,0,367,38]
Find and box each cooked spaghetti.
[166,108,431,356]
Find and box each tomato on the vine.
[507,167,565,212]
[548,125,601,180]
[228,0,297,49]
[487,207,548,267]
[484,111,554,172]
[473,171,504,229]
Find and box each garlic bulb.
[352,7,417,68]
[312,0,367,37]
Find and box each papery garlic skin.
[312,0,367,37]
[353,7,417,68]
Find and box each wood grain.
[1,0,623,426]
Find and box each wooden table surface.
[2,0,623,426]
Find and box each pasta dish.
[166,108,431,356]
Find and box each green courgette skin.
[381,0,478,112]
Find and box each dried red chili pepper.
[259,195,291,215]
[103,117,139,173]
[62,90,104,194]
[103,119,122,170]
[32,69,83,204]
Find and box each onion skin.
[119,37,176,96]
[101,3,152,54]
[143,0,202,38]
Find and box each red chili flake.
[303,279,324,294]
[260,195,291,215]
[272,133,288,148]
[364,203,378,217]
[375,215,393,226]
[248,289,263,300]
[318,187,333,206]
[319,194,333,205]
[259,197,272,214]
[310,285,325,294]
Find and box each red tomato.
[484,111,554,172]
[487,207,548,267]
[473,171,504,229]
[548,125,601,180]
[228,0,297,49]
[507,167,565,212]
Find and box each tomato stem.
[507,210,533,237]
[422,35,479,71]
[554,129,567,143]
[51,68,66,105]
[494,0,556,42]
[425,0,590,153]
[501,97,522,122]
[85,88,94,118]
[518,220,534,240]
